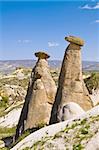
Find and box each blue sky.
[0,0,99,61]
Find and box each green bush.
[2,96,9,103]
[73,143,84,150]
[0,96,8,108]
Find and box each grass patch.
[32,136,53,150]
[0,108,7,117]
[0,96,9,108]
[80,125,90,135]
[0,127,16,139]
[0,148,10,150]
[23,115,99,150]
[23,147,31,150]
[73,143,84,150]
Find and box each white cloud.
[23,40,32,43]
[94,3,99,9]
[91,20,99,24]
[80,3,99,9]
[80,4,91,9]
[95,20,99,23]
[48,42,60,47]
[17,39,32,44]
[17,40,22,43]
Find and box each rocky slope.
[0,67,99,110]
[0,67,99,149]
[11,105,99,150]
[0,107,22,128]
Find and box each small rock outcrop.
[0,84,26,104]
[0,140,5,148]
[0,107,22,128]
[50,36,93,124]
[90,89,99,106]
[57,102,85,121]
[15,52,56,140]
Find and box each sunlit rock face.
[50,36,93,124]
[15,52,56,140]
[57,102,85,122]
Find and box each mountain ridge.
[0,60,99,74]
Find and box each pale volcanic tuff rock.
[11,105,99,150]
[57,102,85,122]
[0,84,26,104]
[15,52,56,140]
[0,140,5,148]
[50,36,93,124]
[0,107,22,128]
[90,89,99,106]
[85,132,99,150]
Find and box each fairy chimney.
[49,36,93,124]
[15,51,56,140]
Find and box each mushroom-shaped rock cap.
[35,51,50,59]
[65,36,84,46]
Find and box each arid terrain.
[0,60,99,150]
[1,0,99,149]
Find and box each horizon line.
[0,59,99,63]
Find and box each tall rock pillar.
[15,52,56,140]
[50,36,93,124]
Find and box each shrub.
[73,143,84,150]
[0,96,8,108]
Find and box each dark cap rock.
[65,36,84,46]
[35,51,50,59]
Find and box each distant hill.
[0,60,99,74]
[82,61,99,72]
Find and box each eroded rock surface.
[57,102,85,121]
[11,106,99,150]
[50,36,93,124]
[15,52,56,140]
[90,89,99,106]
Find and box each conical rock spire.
[15,51,56,140]
[50,36,93,124]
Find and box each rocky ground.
[0,67,30,117]
[11,105,99,150]
[0,67,99,149]
[0,107,22,128]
